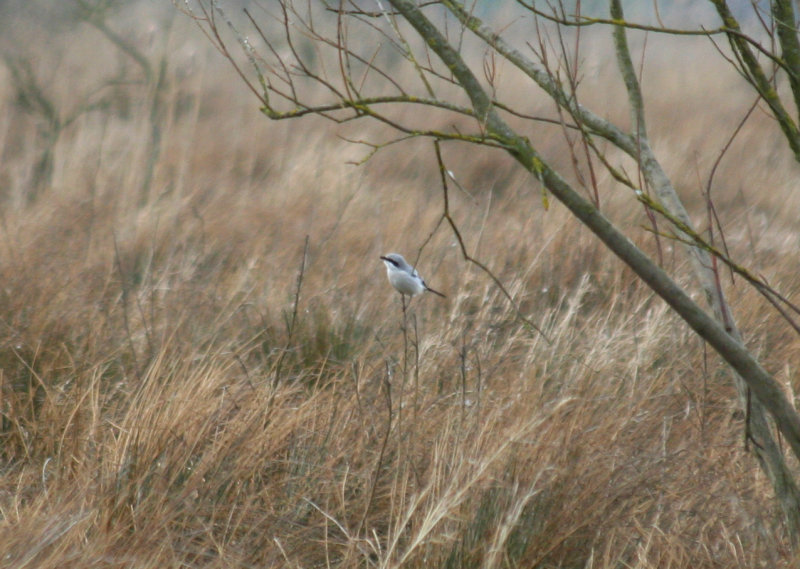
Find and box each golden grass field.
[1,2,800,567]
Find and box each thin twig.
[434,140,551,343]
[273,235,310,387]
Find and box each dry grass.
[0,2,799,568]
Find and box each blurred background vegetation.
[0,1,798,567]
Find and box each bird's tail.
[426,286,446,298]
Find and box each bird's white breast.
[387,267,425,296]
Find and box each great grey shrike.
[380,253,445,298]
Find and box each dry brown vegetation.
[1,2,800,567]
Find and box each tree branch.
[387,0,800,461]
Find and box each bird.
[380,253,446,298]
